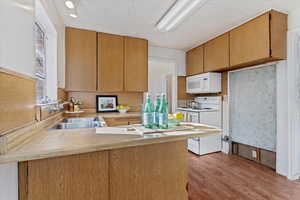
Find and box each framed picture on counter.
[96,95,118,113]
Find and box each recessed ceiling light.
[156,0,208,32]
[65,0,75,9]
[70,13,78,18]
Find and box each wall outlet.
[252,150,257,159]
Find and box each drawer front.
[104,117,141,126]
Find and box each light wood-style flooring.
[188,152,300,200]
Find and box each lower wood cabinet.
[110,141,188,200]
[19,141,188,200]
[19,151,109,200]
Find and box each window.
[34,22,47,102]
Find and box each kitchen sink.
[52,117,104,130]
[62,117,100,123]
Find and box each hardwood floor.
[188,152,300,200]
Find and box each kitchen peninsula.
[0,112,221,200]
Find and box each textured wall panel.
[229,65,276,152]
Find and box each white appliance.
[177,96,222,155]
[186,72,221,94]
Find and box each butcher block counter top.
[0,112,221,164]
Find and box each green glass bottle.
[158,93,168,129]
[143,93,154,128]
[153,94,161,128]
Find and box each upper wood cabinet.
[98,33,124,92]
[204,33,229,72]
[186,10,287,75]
[230,10,287,68]
[186,45,204,76]
[65,27,97,91]
[124,37,148,92]
[65,27,148,93]
[177,76,193,100]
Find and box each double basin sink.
[52,117,104,129]
[52,117,162,139]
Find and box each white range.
[177,96,222,155]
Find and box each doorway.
[148,58,176,112]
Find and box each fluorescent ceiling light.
[70,13,78,18]
[65,0,75,9]
[156,0,208,32]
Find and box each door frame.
[286,29,300,180]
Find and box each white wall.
[39,0,65,89]
[36,0,58,100]
[279,8,300,179]
[148,46,186,76]
[0,0,35,77]
[288,8,300,30]
[148,59,175,95]
[148,59,177,112]
[276,61,289,177]
[0,163,18,200]
[0,1,35,199]
[0,1,65,199]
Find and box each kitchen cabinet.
[98,33,124,92]
[177,76,193,100]
[204,33,229,72]
[19,151,109,200]
[66,27,97,91]
[124,37,148,92]
[186,45,204,76]
[19,141,188,200]
[230,10,287,68]
[110,141,187,200]
[65,28,148,93]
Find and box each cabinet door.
[204,33,229,72]
[103,117,141,126]
[229,13,270,67]
[110,141,188,200]
[124,37,148,92]
[19,151,109,200]
[186,45,204,76]
[66,27,97,91]
[98,33,124,92]
[177,76,193,100]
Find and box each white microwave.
[186,72,221,94]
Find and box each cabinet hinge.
[25,165,29,194]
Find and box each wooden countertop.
[0,112,221,164]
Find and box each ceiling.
[54,0,300,51]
